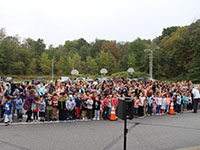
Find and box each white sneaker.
[97,118,100,120]
[93,118,96,120]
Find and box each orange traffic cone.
[169,101,175,115]
[110,106,117,121]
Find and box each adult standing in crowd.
[23,89,36,122]
[192,85,200,113]
[0,86,5,122]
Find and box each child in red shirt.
[52,94,58,121]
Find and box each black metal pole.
[124,102,128,150]
[124,116,127,150]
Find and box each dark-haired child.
[4,96,13,126]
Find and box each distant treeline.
[0,19,200,82]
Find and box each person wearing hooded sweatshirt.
[66,95,75,120]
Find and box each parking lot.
[0,112,200,150]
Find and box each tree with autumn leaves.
[0,19,200,82]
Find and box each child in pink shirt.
[134,96,139,117]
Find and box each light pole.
[52,56,55,81]
[144,49,153,79]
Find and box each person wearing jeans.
[14,94,23,120]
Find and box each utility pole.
[144,49,153,79]
[149,51,153,79]
[52,56,55,81]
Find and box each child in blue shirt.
[176,93,182,113]
[38,96,46,121]
[14,94,23,121]
[4,96,13,126]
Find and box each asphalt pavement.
[0,112,200,150]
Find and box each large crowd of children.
[0,79,199,126]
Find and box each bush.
[110,71,149,78]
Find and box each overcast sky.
[0,0,200,47]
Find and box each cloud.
[0,0,200,46]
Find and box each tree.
[80,61,86,74]
[71,53,81,71]
[128,38,151,72]
[98,50,109,71]
[0,37,15,74]
[98,50,118,74]
[56,56,64,76]
[27,58,37,75]
[101,41,121,60]
[127,53,136,69]
[0,28,6,42]
[86,56,98,74]
[12,61,25,75]
[39,53,51,75]
[90,39,106,58]
[63,56,72,75]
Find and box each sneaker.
[93,118,96,120]
[139,116,144,119]
[97,118,100,121]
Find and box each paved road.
[0,112,200,150]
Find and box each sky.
[0,0,200,47]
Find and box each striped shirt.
[23,93,35,111]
